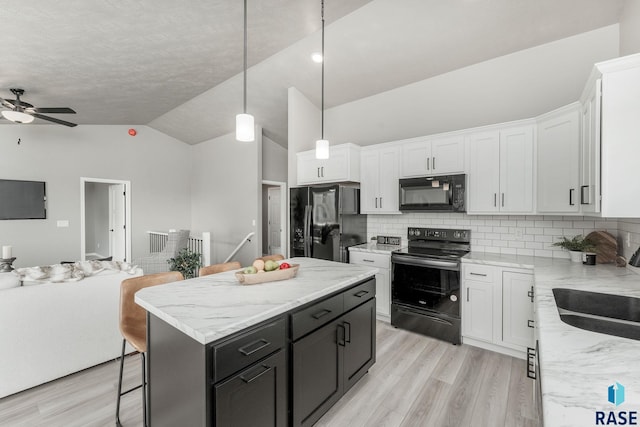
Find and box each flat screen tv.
[0,179,47,220]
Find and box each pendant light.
[315,0,329,159]
[236,0,255,142]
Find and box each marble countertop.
[534,261,640,426]
[464,252,640,426]
[135,257,378,345]
[349,242,403,255]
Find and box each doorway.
[80,178,132,262]
[261,181,287,257]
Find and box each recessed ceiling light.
[311,52,323,63]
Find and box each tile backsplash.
[367,213,620,259]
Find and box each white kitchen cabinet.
[297,143,360,185]
[400,135,464,178]
[349,251,391,320]
[536,104,581,213]
[501,271,534,350]
[462,263,534,359]
[586,54,640,217]
[360,145,400,214]
[579,79,601,214]
[467,125,534,214]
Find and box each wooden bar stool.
[116,271,184,427]
[198,261,241,277]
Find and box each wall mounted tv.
[0,179,47,220]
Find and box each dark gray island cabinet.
[135,258,378,427]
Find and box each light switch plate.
[57,220,69,228]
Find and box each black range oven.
[391,227,470,344]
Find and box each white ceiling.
[0,0,626,147]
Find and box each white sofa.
[0,267,141,398]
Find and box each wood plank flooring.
[0,321,538,426]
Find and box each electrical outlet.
[515,228,524,240]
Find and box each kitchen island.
[135,257,378,427]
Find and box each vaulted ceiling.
[0,0,626,147]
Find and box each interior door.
[268,187,282,255]
[109,184,126,261]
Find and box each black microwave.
[399,174,466,212]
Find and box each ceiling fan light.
[2,110,34,124]
[236,113,255,142]
[316,139,329,159]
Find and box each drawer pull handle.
[238,339,271,356]
[469,272,487,277]
[354,290,369,298]
[240,364,272,383]
[312,309,332,319]
[528,319,534,328]
[362,259,375,263]
[528,287,534,302]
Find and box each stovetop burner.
[393,246,469,260]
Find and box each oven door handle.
[392,255,459,271]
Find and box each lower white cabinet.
[349,251,391,320]
[461,263,534,358]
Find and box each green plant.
[168,248,202,279]
[552,235,595,252]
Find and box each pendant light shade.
[236,113,254,142]
[315,0,329,159]
[236,0,255,142]
[316,139,329,159]
[2,110,34,124]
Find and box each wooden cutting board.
[585,231,618,264]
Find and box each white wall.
[620,0,640,55]
[324,25,620,146]
[0,125,191,267]
[190,130,262,267]
[262,135,288,183]
[287,87,320,187]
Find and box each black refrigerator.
[290,185,367,263]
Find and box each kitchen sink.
[552,288,640,341]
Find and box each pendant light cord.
[243,0,248,114]
[321,0,325,139]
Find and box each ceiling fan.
[0,88,77,127]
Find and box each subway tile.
[573,221,595,228]
[517,220,535,227]
[535,220,554,228]
[553,221,573,228]
[508,241,525,248]
[543,228,564,236]
[525,241,543,249]
[500,220,517,227]
[526,227,543,235]
[516,248,535,256]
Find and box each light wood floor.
[0,322,538,427]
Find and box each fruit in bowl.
[264,260,280,272]
[279,262,291,270]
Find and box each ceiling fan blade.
[28,107,76,114]
[31,113,77,127]
[0,97,16,110]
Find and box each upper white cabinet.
[590,55,640,217]
[400,135,464,178]
[580,80,601,214]
[536,104,581,213]
[297,143,360,185]
[467,124,534,214]
[360,144,400,214]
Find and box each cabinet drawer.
[463,264,495,283]
[344,279,375,312]
[291,293,344,341]
[213,317,286,383]
[349,251,390,269]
